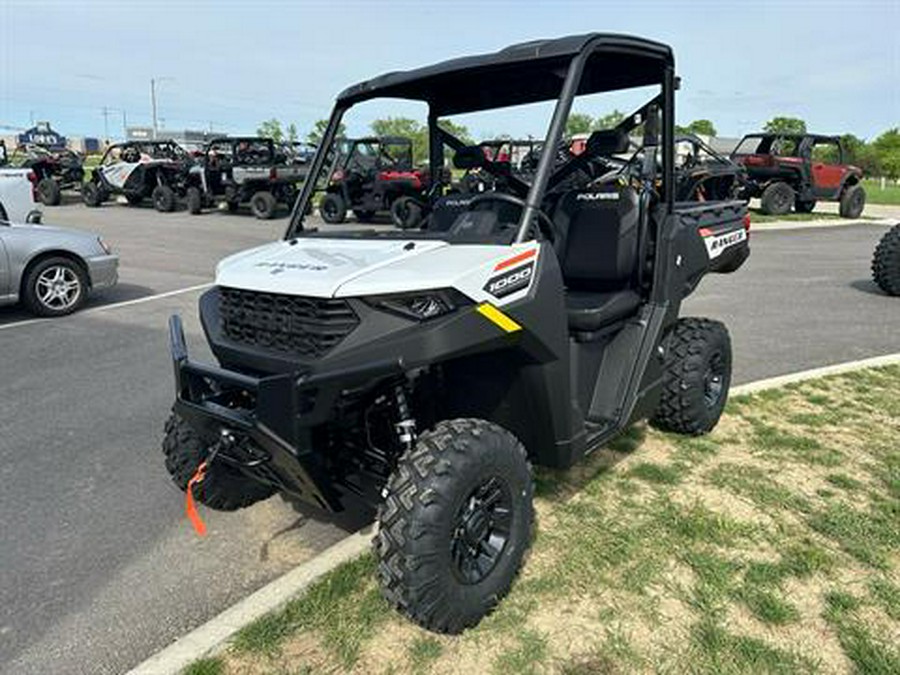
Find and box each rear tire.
[37,178,61,206]
[186,186,203,215]
[760,181,793,215]
[391,196,424,229]
[375,418,533,634]
[152,185,176,212]
[794,198,816,213]
[162,413,275,511]
[320,193,346,224]
[839,184,865,219]
[250,190,277,219]
[650,318,732,435]
[872,223,900,296]
[82,182,105,207]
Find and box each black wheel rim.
[451,476,513,585]
[323,200,337,219]
[704,351,726,409]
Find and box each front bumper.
[168,314,402,511]
[86,254,119,290]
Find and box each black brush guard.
[168,314,402,511]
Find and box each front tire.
[391,196,424,229]
[319,193,346,224]
[839,184,865,219]
[22,256,88,317]
[250,190,277,219]
[162,413,275,511]
[186,186,203,215]
[375,418,533,634]
[651,318,732,435]
[82,182,105,207]
[152,184,176,212]
[760,181,793,215]
[872,223,900,296]
[37,178,61,206]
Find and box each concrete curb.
[126,525,375,675]
[732,353,900,395]
[127,353,900,675]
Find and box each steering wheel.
[467,192,556,243]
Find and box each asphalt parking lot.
[1,202,898,675]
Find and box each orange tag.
[186,461,209,537]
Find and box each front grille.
[219,287,359,358]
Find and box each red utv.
[731,133,865,217]
[319,136,429,225]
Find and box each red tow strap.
[186,460,209,537]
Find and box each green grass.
[198,366,900,675]
[863,178,900,205]
[181,657,224,675]
[748,208,844,224]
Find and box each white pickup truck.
[0,141,43,224]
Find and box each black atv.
[674,133,746,202]
[82,140,193,212]
[185,137,307,219]
[163,33,750,634]
[10,143,84,206]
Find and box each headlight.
[98,237,112,254]
[364,289,471,321]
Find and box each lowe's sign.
[18,122,66,148]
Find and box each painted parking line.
[126,351,900,675]
[0,282,212,332]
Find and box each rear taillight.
[743,213,751,232]
[27,170,38,201]
[269,167,277,180]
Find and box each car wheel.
[37,178,61,206]
[650,317,732,435]
[250,191,277,219]
[186,186,203,215]
[759,181,793,216]
[839,184,866,219]
[794,198,816,213]
[22,256,88,317]
[152,185,176,212]
[872,223,900,296]
[319,193,346,224]
[162,413,275,510]
[82,182,104,207]
[376,418,533,634]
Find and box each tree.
[287,123,298,143]
[593,109,626,130]
[872,128,900,179]
[565,112,594,136]
[676,119,717,137]
[437,119,473,145]
[763,116,807,135]
[306,118,346,146]
[257,118,284,142]
[370,117,428,164]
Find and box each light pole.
[150,77,173,140]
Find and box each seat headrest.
[453,145,484,170]
[586,129,629,157]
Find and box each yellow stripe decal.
[477,303,522,333]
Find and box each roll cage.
[287,33,677,241]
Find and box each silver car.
[0,220,119,316]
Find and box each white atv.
[82,140,193,212]
[163,33,751,634]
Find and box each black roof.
[337,33,673,115]
[346,136,412,145]
[739,132,839,141]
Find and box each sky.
[1,0,898,143]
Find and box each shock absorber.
[393,383,417,451]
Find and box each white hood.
[215,237,450,297]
